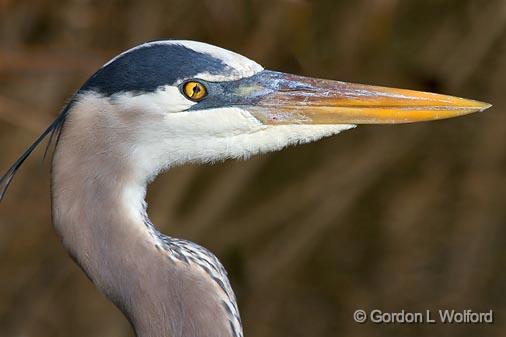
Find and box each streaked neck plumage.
[51,101,242,337]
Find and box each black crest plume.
[0,105,70,201]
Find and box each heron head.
[70,40,490,173]
[0,40,491,197]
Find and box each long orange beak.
[238,71,491,124]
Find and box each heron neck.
[50,114,236,337]
[50,138,160,334]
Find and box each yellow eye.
[183,81,207,101]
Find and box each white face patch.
[111,86,196,114]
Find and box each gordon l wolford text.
[369,309,494,324]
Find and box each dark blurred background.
[0,0,505,336]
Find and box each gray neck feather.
[50,111,241,337]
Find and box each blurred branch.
[249,129,423,283]
[0,95,50,133]
[149,166,200,231]
[186,158,266,240]
[0,48,109,75]
[443,1,506,88]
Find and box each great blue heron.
[0,40,490,337]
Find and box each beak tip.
[455,99,491,117]
[467,101,492,115]
[479,102,493,112]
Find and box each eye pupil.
[183,81,207,101]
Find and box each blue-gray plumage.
[83,43,233,96]
[0,40,489,337]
